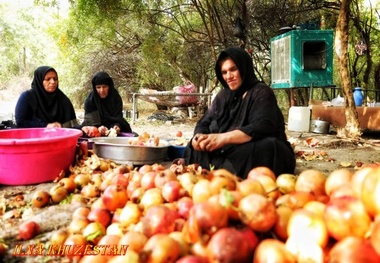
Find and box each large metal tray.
[89,137,169,165]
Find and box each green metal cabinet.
[270,30,334,89]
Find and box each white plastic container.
[287,106,311,132]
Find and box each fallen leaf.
[340,161,352,167]
[304,137,320,147]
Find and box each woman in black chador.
[184,47,295,178]
[15,66,78,128]
[82,71,133,135]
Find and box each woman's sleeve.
[194,92,222,134]
[15,92,46,128]
[239,87,280,139]
[115,93,124,118]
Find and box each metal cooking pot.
[310,119,330,134]
[89,137,169,165]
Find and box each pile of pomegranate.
[9,142,380,262]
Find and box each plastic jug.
[353,87,363,106]
[288,106,311,132]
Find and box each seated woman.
[15,66,78,128]
[184,47,295,178]
[81,71,133,136]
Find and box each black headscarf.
[26,66,77,124]
[214,47,260,132]
[84,71,132,132]
[90,71,121,118]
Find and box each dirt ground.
[131,110,380,175]
[0,109,379,262]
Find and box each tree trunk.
[375,64,380,102]
[334,0,361,139]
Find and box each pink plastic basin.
[0,128,82,185]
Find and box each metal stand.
[131,93,212,124]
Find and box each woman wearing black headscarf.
[81,71,132,135]
[184,47,295,178]
[15,66,78,128]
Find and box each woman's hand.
[113,125,121,135]
[192,133,223,152]
[192,130,252,152]
[47,122,62,128]
[98,126,108,136]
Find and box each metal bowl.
[89,137,169,165]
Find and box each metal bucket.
[310,119,330,134]
[89,137,169,165]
